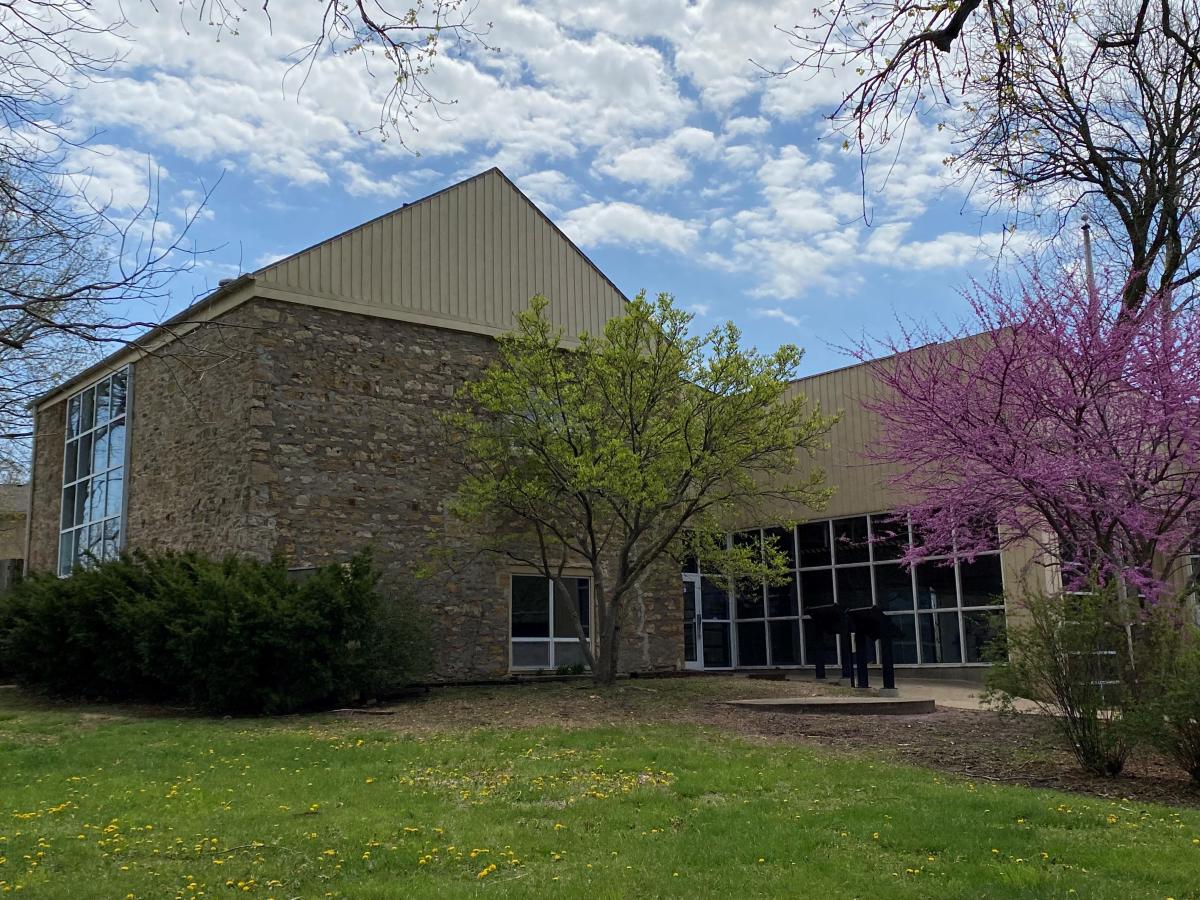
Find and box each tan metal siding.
[259,169,627,338]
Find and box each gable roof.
[253,167,628,339]
[36,168,630,409]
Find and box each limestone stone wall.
[25,297,681,678]
[123,306,267,558]
[238,299,681,680]
[27,402,66,572]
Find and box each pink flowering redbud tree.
[859,270,1200,602]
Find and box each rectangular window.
[510,574,591,670]
[59,369,129,576]
[723,511,1005,668]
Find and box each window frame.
[58,367,132,576]
[508,573,594,671]
[733,512,1007,668]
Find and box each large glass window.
[510,575,591,670]
[687,514,1006,668]
[59,369,129,575]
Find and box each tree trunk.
[593,592,622,685]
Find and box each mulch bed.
[704,703,1199,809]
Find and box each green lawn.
[0,691,1198,898]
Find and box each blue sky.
[65,0,1020,376]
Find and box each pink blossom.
[858,271,1200,600]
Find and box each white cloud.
[595,127,719,188]
[753,306,804,328]
[515,169,575,211]
[561,201,700,254]
[880,230,1025,270]
[725,116,771,137]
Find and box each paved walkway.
[891,678,1043,714]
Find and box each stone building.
[24,168,1020,680]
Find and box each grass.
[0,686,1198,898]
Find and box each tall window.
[510,575,591,670]
[726,513,1005,667]
[59,369,129,575]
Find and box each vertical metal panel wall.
[256,169,627,338]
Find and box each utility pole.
[1081,213,1096,296]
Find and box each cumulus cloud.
[595,127,719,188]
[561,201,700,254]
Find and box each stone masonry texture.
[26,297,682,680]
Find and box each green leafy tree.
[447,292,836,684]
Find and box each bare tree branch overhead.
[777,0,1200,309]
[192,0,493,138]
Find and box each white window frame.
[509,574,594,671]
[58,367,131,575]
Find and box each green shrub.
[1126,612,1200,783]
[0,550,429,714]
[985,589,1140,777]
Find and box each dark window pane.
[763,526,796,569]
[77,432,93,481]
[95,378,111,426]
[554,640,588,669]
[74,480,88,526]
[870,513,909,561]
[512,642,550,668]
[803,620,838,665]
[918,612,962,663]
[734,579,764,619]
[681,552,698,574]
[72,527,86,568]
[511,575,550,638]
[107,422,126,468]
[874,563,914,611]
[737,621,768,666]
[733,529,761,558]
[67,396,81,439]
[963,610,1005,663]
[702,622,731,667]
[553,578,590,638]
[915,562,958,609]
[836,566,872,608]
[700,577,729,620]
[61,485,75,530]
[767,579,798,618]
[105,471,123,518]
[833,516,870,565]
[797,521,832,568]
[58,531,73,576]
[886,613,918,664]
[769,620,801,665]
[63,440,78,483]
[110,371,128,418]
[80,387,95,434]
[959,555,1004,607]
[800,569,834,611]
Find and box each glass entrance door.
[699,576,733,668]
[682,574,733,669]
